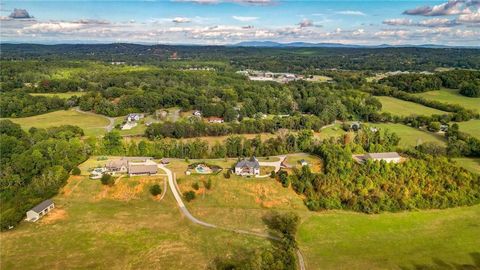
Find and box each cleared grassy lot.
[414,88,480,113]
[3,109,109,136]
[298,205,480,270]
[0,171,268,270]
[377,96,448,117]
[453,158,480,174]
[30,92,86,99]
[458,119,480,140]
[365,123,446,148]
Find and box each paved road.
[258,155,287,172]
[157,163,306,270]
[74,107,115,132]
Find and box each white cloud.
[457,11,480,23]
[172,17,191,23]
[383,18,413,26]
[403,0,475,16]
[232,16,258,22]
[336,10,366,16]
[298,19,313,28]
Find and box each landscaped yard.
[413,88,480,112]
[4,109,109,136]
[30,91,86,99]
[458,119,480,140]
[377,96,449,117]
[365,123,446,148]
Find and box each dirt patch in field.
[249,185,287,208]
[40,208,67,224]
[95,177,164,202]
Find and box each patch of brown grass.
[40,208,67,224]
[61,176,84,197]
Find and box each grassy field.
[414,88,480,112]
[458,119,480,140]
[30,92,86,99]
[365,123,446,148]
[298,205,480,270]
[3,109,109,136]
[284,153,323,173]
[452,158,480,174]
[0,162,269,269]
[377,96,448,117]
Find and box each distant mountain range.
[231,41,479,49]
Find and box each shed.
[26,199,55,222]
[365,152,401,163]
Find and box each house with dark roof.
[105,157,158,176]
[26,199,54,222]
[234,157,260,176]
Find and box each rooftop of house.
[366,152,401,159]
[128,163,158,174]
[30,199,54,214]
[236,157,260,169]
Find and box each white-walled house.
[235,157,260,176]
[26,199,55,222]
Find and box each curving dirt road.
[157,164,306,270]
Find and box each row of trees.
[0,92,78,118]
[379,70,480,95]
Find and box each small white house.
[126,113,144,122]
[299,159,309,167]
[26,199,55,222]
[208,117,224,123]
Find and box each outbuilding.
[365,152,401,163]
[26,199,55,222]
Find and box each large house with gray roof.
[105,157,158,176]
[234,157,260,176]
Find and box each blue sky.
[1,0,479,45]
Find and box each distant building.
[208,117,224,123]
[26,199,54,222]
[126,113,144,122]
[193,110,202,117]
[365,152,401,163]
[299,159,309,167]
[235,157,260,176]
[106,157,158,176]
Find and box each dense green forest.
[2,44,480,71]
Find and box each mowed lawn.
[4,109,109,136]
[0,166,269,269]
[30,92,86,99]
[377,96,448,117]
[365,123,446,148]
[298,205,480,270]
[458,119,480,140]
[413,88,480,113]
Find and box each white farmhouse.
[26,199,55,222]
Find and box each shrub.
[204,178,212,190]
[149,184,162,196]
[192,182,200,190]
[224,170,231,179]
[184,190,196,202]
[270,171,276,178]
[71,167,81,175]
[100,174,115,186]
